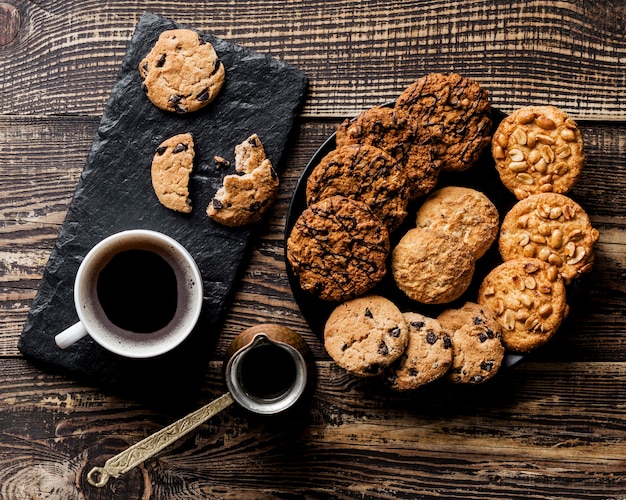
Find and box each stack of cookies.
[286,74,599,390]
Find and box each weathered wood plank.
[0,358,624,499]
[1,0,625,119]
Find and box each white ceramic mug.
[54,229,203,358]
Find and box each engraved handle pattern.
[87,392,235,487]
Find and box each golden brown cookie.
[324,295,409,377]
[395,73,492,172]
[391,227,475,304]
[498,193,599,284]
[207,134,278,226]
[151,133,195,213]
[139,29,225,113]
[477,258,567,353]
[492,105,584,199]
[286,196,390,302]
[305,144,408,231]
[415,186,499,259]
[335,106,441,200]
[438,302,505,384]
[387,312,452,391]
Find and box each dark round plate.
[285,107,527,368]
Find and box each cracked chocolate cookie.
[151,133,195,213]
[477,258,567,353]
[324,295,409,377]
[139,29,225,113]
[415,186,499,260]
[492,105,584,199]
[286,195,390,302]
[305,144,408,231]
[438,302,505,384]
[392,227,475,304]
[335,105,441,200]
[387,312,452,391]
[499,193,599,284]
[207,134,279,227]
[395,73,492,172]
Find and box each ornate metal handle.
[87,392,235,488]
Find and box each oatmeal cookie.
[305,144,408,231]
[437,302,505,384]
[335,106,441,200]
[139,29,225,113]
[477,258,567,353]
[499,193,599,284]
[492,105,584,199]
[392,227,475,304]
[324,295,409,377]
[395,73,492,172]
[207,134,278,226]
[415,186,499,259]
[387,312,452,391]
[286,196,390,302]
[151,133,195,213]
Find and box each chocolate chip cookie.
[324,295,409,377]
[387,312,452,391]
[287,195,390,302]
[139,29,225,113]
[395,73,492,172]
[477,258,567,353]
[492,105,584,199]
[151,133,195,213]
[498,193,599,284]
[305,144,408,231]
[335,105,441,200]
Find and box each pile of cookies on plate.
[287,72,599,389]
[139,28,279,227]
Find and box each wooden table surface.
[1,1,625,498]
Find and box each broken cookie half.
[151,133,195,213]
[207,134,279,227]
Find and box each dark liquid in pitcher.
[239,344,297,399]
[97,250,178,333]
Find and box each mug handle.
[55,322,88,349]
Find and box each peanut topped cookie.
[492,105,584,199]
[139,29,225,113]
[287,196,390,302]
[336,106,441,200]
[324,296,409,377]
[387,312,452,391]
[477,258,567,353]
[151,133,195,213]
[305,144,408,231]
[395,73,492,172]
[499,193,599,284]
[415,186,499,260]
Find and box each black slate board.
[18,13,308,401]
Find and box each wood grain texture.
[1,0,625,119]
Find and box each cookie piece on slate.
[477,258,567,353]
[336,106,441,200]
[392,227,475,304]
[499,192,599,284]
[287,196,390,302]
[396,73,492,172]
[324,295,409,377]
[139,28,225,113]
[207,134,279,227]
[305,144,408,231]
[492,105,584,199]
[387,312,453,391]
[438,302,505,384]
[415,186,499,260]
[151,133,195,213]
